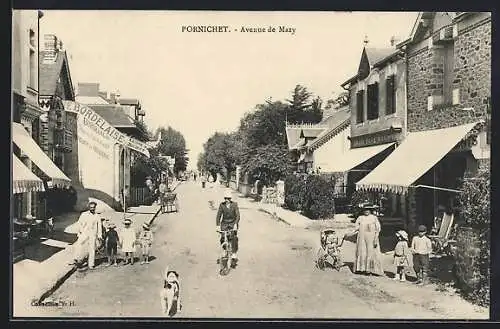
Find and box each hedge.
[456,167,490,307]
[284,174,336,220]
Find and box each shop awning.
[12,122,71,187]
[356,122,480,194]
[12,155,45,194]
[320,142,395,173]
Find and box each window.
[29,49,36,89]
[385,75,396,115]
[367,83,379,120]
[356,90,364,123]
[443,42,455,104]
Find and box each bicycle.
[216,229,237,276]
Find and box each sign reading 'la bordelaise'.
[63,100,150,158]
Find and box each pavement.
[12,201,164,317]
[22,181,488,319]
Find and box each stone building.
[12,10,71,219]
[338,37,408,216]
[356,12,491,233]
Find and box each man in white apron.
[70,201,102,269]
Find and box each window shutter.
[356,91,364,123]
[386,75,396,115]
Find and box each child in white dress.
[393,230,410,281]
[120,218,137,265]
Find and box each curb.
[258,207,291,226]
[37,200,166,303]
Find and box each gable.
[39,51,75,100]
[357,48,371,80]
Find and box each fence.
[129,187,149,207]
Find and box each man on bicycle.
[216,190,240,268]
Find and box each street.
[30,182,486,319]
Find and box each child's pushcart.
[162,192,179,213]
[315,229,344,270]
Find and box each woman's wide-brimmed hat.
[124,218,132,225]
[396,230,408,240]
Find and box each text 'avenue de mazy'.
[181,25,296,35]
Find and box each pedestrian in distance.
[105,223,120,266]
[139,223,154,264]
[120,218,137,265]
[411,225,433,285]
[393,230,410,282]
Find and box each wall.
[349,58,406,147]
[407,13,491,132]
[455,227,482,290]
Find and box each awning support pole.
[411,185,462,193]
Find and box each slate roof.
[300,128,325,138]
[308,107,351,151]
[117,98,140,106]
[39,50,74,97]
[88,104,136,128]
[364,47,399,67]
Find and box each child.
[105,223,120,266]
[139,223,154,264]
[120,218,137,265]
[393,230,410,281]
[411,225,433,285]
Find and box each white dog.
[160,267,182,316]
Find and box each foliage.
[284,174,307,211]
[301,175,337,220]
[133,119,151,142]
[285,85,323,124]
[154,126,189,174]
[200,131,243,180]
[283,174,336,220]
[327,91,351,109]
[456,167,490,306]
[130,148,169,187]
[350,189,373,206]
[239,143,293,187]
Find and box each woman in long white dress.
[352,205,384,276]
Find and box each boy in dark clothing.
[105,223,120,266]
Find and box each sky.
[39,11,419,170]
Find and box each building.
[38,34,76,173]
[356,12,491,233]
[336,37,408,216]
[12,10,71,220]
[64,82,150,210]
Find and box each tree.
[200,131,243,181]
[285,85,322,124]
[239,143,293,186]
[325,91,350,110]
[155,126,189,175]
[130,148,169,187]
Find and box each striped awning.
[13,154,45,194]
[12,122,71,187]
[356,122,481,194]
[320,142,395,173]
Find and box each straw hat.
[418,225,427,232]
[224,190,232,199]
[396,230,408,241]
[124,218,132,225]
[142,223,150,230]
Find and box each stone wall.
[455,226,481,290]
[407,15,491,132]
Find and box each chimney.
[115,90,121,105]
[390,36,401,47]
[77,83,100,97]
[43,34,59,63]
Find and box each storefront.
[356,121,484,233]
